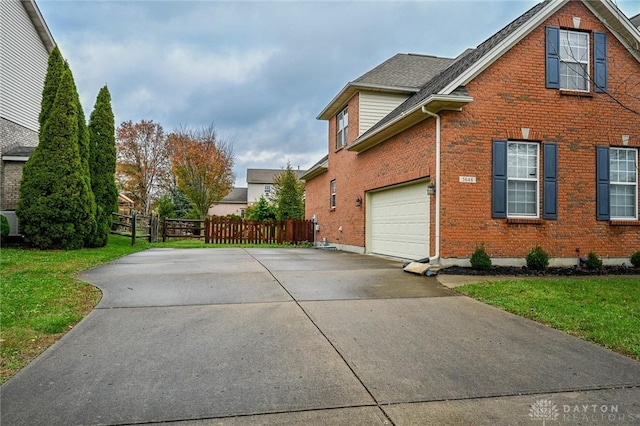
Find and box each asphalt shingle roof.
[2,146,36,157]
[246,168,307,184]
[219,187,248,204]
[354,53,454,90]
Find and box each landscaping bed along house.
[440,264,640,277]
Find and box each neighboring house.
[0,0,55,235]
[631,13,640,30]
[208,187,248,217]
[303,0,640,267]
[246,168,306,205]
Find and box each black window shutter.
[492,140,508,218]
[543,143,558,219]
[545,26,560,89]
[596,146,610,220]
[594,31,607,93]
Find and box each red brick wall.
[306,1,640,261]
[439,1,640,260]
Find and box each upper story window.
[264,184,271,196]
[559,30,589,91]
[610,148,637,220]
[507,142,539,217]
[337,107,348,149]
[545,26,607,93]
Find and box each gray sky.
[37,0,640,187]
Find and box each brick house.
[0,0,55,235]
[303,0,640,267]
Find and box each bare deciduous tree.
[116,120,171,215]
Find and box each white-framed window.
[264,184,271,196]
[330,179,336,209]
[559,29,589,91]
[610,148,638,220]
[507,141,539,217]
[337,107,348,149]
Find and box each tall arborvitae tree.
[39,46,64,127]
[17,69,95,249]
[66,63,97,246]
[87,86,118,247]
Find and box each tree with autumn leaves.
[168,125,234,218]
[116,122,234,218]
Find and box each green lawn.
[455,277,640,360]
[0,235,149,383]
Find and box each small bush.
[0,214,9,239]
[470,244,492,270]
[631,251,640,268]
[526,245,549,271]
[585,252,603,270]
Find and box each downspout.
[421,106,440,264]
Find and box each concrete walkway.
[2,248,639,425]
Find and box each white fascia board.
[1,156,30,162]
[583,0,640,61]
[439,0,567,95]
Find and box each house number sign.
[459,176,477,183]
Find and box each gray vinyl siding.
[358,92,410,136]
[0,0,49,134]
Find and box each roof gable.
[317,53,454,120]
[350,0,640,151]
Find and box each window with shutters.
[546,27,607,93]
[493,140,556,220]
[610,148,638,220]
[507,142,539,217]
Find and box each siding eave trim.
[21,0,56,53]
[346,94,473,153]
[317,83,420,121]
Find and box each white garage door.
[369,182,430,260]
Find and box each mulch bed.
[439,264,640,277]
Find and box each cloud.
[38,0,639,190]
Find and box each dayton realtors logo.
[529,398,559,425]
[529,397,639,424]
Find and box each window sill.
[559,90,593,98]
[609,220,640,226]
[506,218,544,225]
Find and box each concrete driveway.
[2,248,639,425]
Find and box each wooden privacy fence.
[162,217,314,245]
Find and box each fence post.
[131,212,137,246]
[204,217,210,244]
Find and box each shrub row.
[470,244,640,271]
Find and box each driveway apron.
[2,248,639,425]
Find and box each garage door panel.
[369,182,429,260]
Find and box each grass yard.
[455,277,640,361]
[0,235,149,384]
